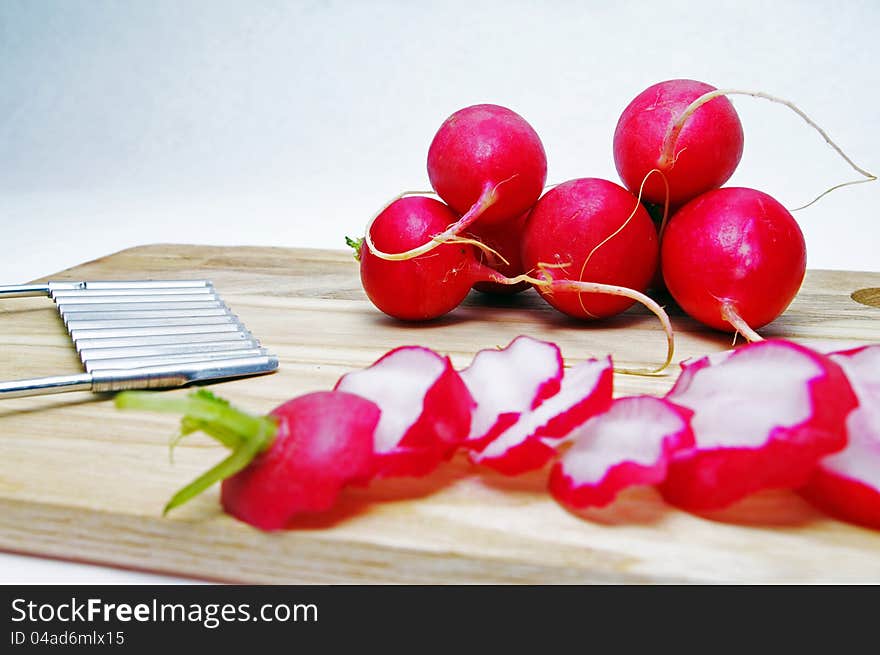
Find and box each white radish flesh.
[460,336,562,444]
[661,340,857,511]
[550,396,694,509]
[471,356,613,474]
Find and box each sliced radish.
[470,356,613,475]
[335,346,474,477]
[459,336,563,450]
[801,345,880,529]
[660,340,857,511]
[550,396,695,509]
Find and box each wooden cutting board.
[1,244,879,583]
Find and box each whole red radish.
[428,104,547,228]
[359,196,477,320]
[362,105,546,264]
[115,389,381,531]
[661,187,806,335]
[614,79,744,206]
[470,211,531,295]
[520,178,659,319]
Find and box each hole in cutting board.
[851,288,880,308]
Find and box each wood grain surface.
[1,244,879,583]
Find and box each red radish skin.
[470,211,531,295]
[460,336,564,450]
[360,196,478,320]
[614,79,744,207]
[471,356,613,475]
[115,389,381,531]
[364,105,547,264]
[550,396,695,509]
[661,187,806,335]
[660,340,857,511]
[428,104,547,227]
[800,345,880,530]
[520,178,659,319]
[335,346,475,477]
[801,470,880,530]
[221,392,380,530]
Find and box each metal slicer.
[0,280,279,399]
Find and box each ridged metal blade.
[65,315,238,330]
[78,338,262,362]
[51,280,212,292]
[52,287,216,299]
[74,330,256,351]
[59,300,224,314]
[57,292,220,305]
[63,308,230,322]
[69,322,245,341]
[84,347,268,372]
[0,279,278,398]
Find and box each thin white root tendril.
[363,175,519,262]
[659,89,876,211]
[492,272,675,375]
[720,303,764,343]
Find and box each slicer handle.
[0,374,92,399]
[0,356,279,399]
[0,284,50,298]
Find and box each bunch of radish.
[610,80,874,339]
[355,103,674,373]
[351,80,874,367]
[117,336,880,532]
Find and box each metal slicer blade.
[0,280,279,399]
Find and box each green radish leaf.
[163,433,267,515]
[345,236,364,261]
[116,389,278,513]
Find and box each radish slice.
[335,346,474,477]
[470,356,613,475]
[550,396,695,509]
[801,345,880,529]
[460,336,563,450]
[660,340,857,511]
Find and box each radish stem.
[163,436,266,515]
[116,389,277,513]
[363,177,517,262]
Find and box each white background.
[1,0,878,583]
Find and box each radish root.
[489,271,675,375]
[720,302,764,343]
[575,168,670,320]
[445,235,510,265]
[363,175,519,262]
[658,89,877,210]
